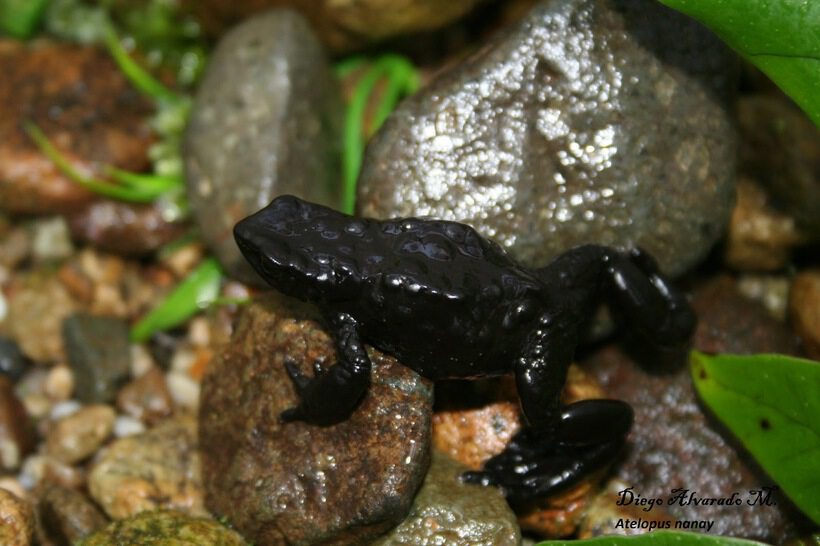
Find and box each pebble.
[44,364,74,401]
[49,399,81,421]
[789,270,820,360]
[7,271,77,362]
[67,200,186,258]
[189,0,480,52]
[116,367,174,425]
[737,274,791,321]
[373,451,520,545]
[88,417,205,519]
[0,40,153,215]
[724,177,804,271]
[585,276,804,542]
[75,509,248,546]
[0,487,34,546]
[184,9,343,284]
[0,336,30,382]
[166,371,200,412]
[358,0,737,276]
[199,293,433,545]
[30,217,74,263]
[0,376,36,471]
[62,313,131,403]
[112,415,146,438]
[38,485,108,545]
[129,345,155,378]
[0,476,26,499]
[46,404,115,465]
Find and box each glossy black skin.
[234,195,696,504]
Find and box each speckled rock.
[373,451,520,545]
[7,271,77,362]
[46,404,115,464]
[739,95,820,238]
[199,292,433,545]
[724,177,804,271]
[0,40,153,215]
[0,336,30,382]
[790,270,820,360]
[116,367,174,425]
[184,10,343,285]
[75,509,248,546]
[38,485,108,545]
[88,417,204,519]
[359,0,737,276]
[0,488,34,546]
[184,0,481,52]
[62,313,131,403]
[0,375,36,471]
[584,277,803,542]
[67,200,186,257]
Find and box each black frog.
[234,195,696,504]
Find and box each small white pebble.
[31,217,74,262]
[49,400,82,421]
[113,415,146,438]
[18,455,46,490]
[166,372,200,411]
[0,477,27,499]
[171,347,196,374]
[44,365,74,401]
[188,317,211,347]
[130,344,155,378]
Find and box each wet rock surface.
[373,451,520,545]
[199,292,433,546]
[67,200,186,257]
[739,95,820,238]
[46,404,115,464]
[584,277,804,542]
[0,375,36,471]
[88,416,205,519]
[75,509,248,546]
[184,0,481,52]
[359,0,737,276]
[0,40,153,215]
[116,367,174,425]
[0,487,34,546]
[62,313,131,404]
[0,336,30,382]
[38,485,108,546]
[184,10,343,285]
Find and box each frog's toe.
[284,359,310,391]
[280,406,305,423]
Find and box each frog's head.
[234,195,360,302]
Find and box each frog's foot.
[462,400,632,505]
[280,359,369,426]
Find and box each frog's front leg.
[281,312,371,426]
[463,316,632,504]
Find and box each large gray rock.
[184,9,343,284]
[200,293,433,545]
[358,0,737,276]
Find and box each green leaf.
[538,530,770,545]
[130,258,222,342]
[690,352,820,524]
[0,0,48,38]
[657,0,820,127]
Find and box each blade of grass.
[131,258,222,342]
[104,166,182,192]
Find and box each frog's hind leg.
[280,312,371,426]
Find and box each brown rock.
[7,271,77,362]
[434,400,521,471]
[584,277,804,542]
[0,376,36,470]
[199,292,433,546]
[184,0,481,52]
[46,405,115,464]
[38,485,108,546]
[88,417,205,519]
[116,367,174,425]
[0,40,153,215]
[789,270,820,359]
[0,488,34,546]
[67,200,186,257]
[724,177,805,271]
